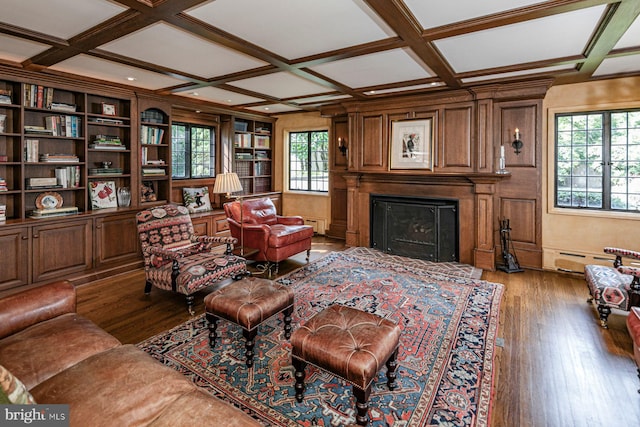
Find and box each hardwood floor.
[76,238,640,427]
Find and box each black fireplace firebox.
[370,195,458,262]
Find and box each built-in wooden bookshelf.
[233,118,273,195]
[139,100,171,206]
[0,79,134,220]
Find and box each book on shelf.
[89,117,124,125]
[140,125,165,145]
[0,113,6,133]
[144,159,165,165]
[39,153,80,163]
[0,204,6,221]
[55,165,81,188]
[24,125,53,135]
[89,167,123,175]
[254,135,270,148]
[49,102,77,113]
[142,168,166,176]
[30,206,79,219]
[23,85,59,109]
[89,143,126,150]
[0,178,8,192]
[24,139,39,162]
[234,133,251,148]
[0,155,8,162]
[44,115,82,137]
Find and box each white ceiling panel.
[0,34,50,63]
[228,72,330,99]
[593,54,640,77]
[462,64,576,83]
[49,54,185,90]
[185,0,395,60]
[434,6,606,73]
[174,86,265,106]
[0,0,126,39]
[615,17,640,50]
[309,48,434,89]
[99,22,268,78]
[405,0,546,29]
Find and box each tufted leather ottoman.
[290,305,401,426]
[627,306,640,393]
[204,276,294,367]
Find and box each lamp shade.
[213,172,243,195]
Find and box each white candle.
[515,128,520,140]
[500,145,505,158]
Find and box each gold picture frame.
[101,102,117,116]
[390,118,433,170]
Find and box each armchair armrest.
[194,235,238,255]
[617,265,640,291]
[0,280,76,340]
[276,215,304,226]
[604,247,640,268]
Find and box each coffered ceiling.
[1,0,639,115]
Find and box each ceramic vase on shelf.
[117,187,131,207]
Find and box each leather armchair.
[223,198,314,276]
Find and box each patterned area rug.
[138,249,502,426]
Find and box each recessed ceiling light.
[227,99,233,103]
[264,107,270,111]
[367,90,376,95]
[126,76,136,81]
[191,92,199,96]
[195,110,201,113]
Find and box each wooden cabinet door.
[191,216,211,236]
[32,219,92,283]
[0,227,29,290]
[94,213,141,268]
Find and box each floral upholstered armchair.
[136,204,247,314]
[585,247,640,328]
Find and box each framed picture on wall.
[390,118,433,170]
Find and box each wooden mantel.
[343,172,511,271]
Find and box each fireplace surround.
[371,195,458,262]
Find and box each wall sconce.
[338,137,348,156]
[512,128,523,155]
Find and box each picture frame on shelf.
[90,181,117,209]
[389,118,433,170]
[183,187,212,213]
[141,181,157,202]
[101,102,117,116]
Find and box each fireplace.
[370,195,458,262]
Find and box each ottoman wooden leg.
[386,348,399,390]
[353,385,372,426]
[243,328,258,367]
[206,314,219,348]
[292,358,307,403]
[597,304,611,328]
[283,306,293,339]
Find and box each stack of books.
[55,166,81,188]
[89,167,123,176]
[39,153,80,163]
[0,178,7,192]
[140,125,165,145]
[0,89,12,105]
[0,204,6,222]
[24,139,39,162]
[30,206,79,219]
[90,134,125,150]
[142,168,166,176]
[44,115,82,138]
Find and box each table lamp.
[213,172,245,255]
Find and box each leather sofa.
[0,280,260,427]
[224,197,314,275]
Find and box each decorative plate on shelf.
[35,192,63,210]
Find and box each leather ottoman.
[627,306,640,392]
[204,276,294,366]
[290,304,401,426]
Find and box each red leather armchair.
[224,198,314,276]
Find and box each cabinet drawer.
[214,218,229,232]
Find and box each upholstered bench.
[585,247,640,328]
[627,307,640,393]
[290,305,401,426]
[204,276,294,367]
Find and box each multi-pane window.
[171,123,215,179]
[289,130,329,192]
[555,109,640,211]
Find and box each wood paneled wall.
[324,80,550,270]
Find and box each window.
[171,123,215,179]
[288,130,329,192]
[555,109,640,211]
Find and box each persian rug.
[138,249,503,427]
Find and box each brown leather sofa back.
[0,280,75,339]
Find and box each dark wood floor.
[76,237,640,427]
